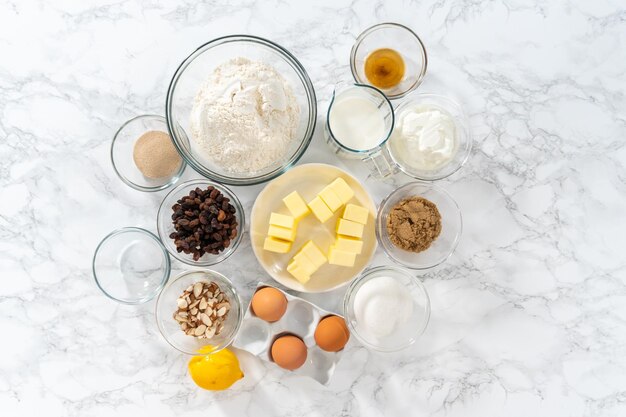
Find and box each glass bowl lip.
[110,114,186,192]
[165,34,318,186]
[155,269,244,356]
[326,82,396,154]
[350,22,428,100]
[343,264,431,352]
[388,92,473,181]
[156,179,245,266]
[92,226,171,305]
[376,181,463,270]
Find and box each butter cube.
[342,203,369,225]
[293,252,318,275]
[335,236,363,254]
[283,191,310,220]
[287,260,311,283]
[318,186,343,212]
[328,178,354,204]
[328,246,357,267]
[269,212,296,229]
[299,241,327,269]
[307,196,334,223]
[263,237,292,253]
[336,218,364,239]
[268,224,296,242]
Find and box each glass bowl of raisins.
[157,179,245,266]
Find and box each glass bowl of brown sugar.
[376,182,462,270]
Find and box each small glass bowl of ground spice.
[111,115,186,192]
[376,182,462,270]
[157,179,245,266]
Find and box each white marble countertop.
[1,0,625,416]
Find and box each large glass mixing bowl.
[165,35,317,186]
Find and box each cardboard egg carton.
[233,282,346,385]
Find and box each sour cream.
[390,104,458,171]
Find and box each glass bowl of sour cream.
[343,265,431,352]
[387,93,472,181]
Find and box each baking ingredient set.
[94,23,470,390]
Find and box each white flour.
[190,58,300,174]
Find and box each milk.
[328,88,387,151]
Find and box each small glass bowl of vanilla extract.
[350,23,427,100]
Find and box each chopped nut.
[200,313,212,327]
[194,324,207,336]
[205,325,216,338]
[193,282,203,298]
[215,302,230,311]
[173,280,231,340]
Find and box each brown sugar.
[386,196,442,253]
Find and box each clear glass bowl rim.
[343,264,431,352]
[110,114,186,192]
[376,181,463,270]
[156,179,245,266]
[165,34,318,186]
[155,269,244,356]
[350,22,428,100]
[92,226,171,305]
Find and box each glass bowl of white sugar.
[343,265,431,352]
[165,35,317,186]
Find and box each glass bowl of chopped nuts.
[155,269,243,355]
[157,179,245,266]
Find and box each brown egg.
[314,315,350,352]
[271,335,307,370]
[251,287,288,322]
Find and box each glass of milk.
[325,83,397,178]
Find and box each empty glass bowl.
[351,23,427,100]
[343,265,430,352]
[155,270,243,355]
[156,179,244,266]
[165,35,317,185]
[111,115,186,192]
[376,182,462,270]
[92,227,171,304]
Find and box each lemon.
[188,346,244,391]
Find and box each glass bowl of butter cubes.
[250,163,378,293]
